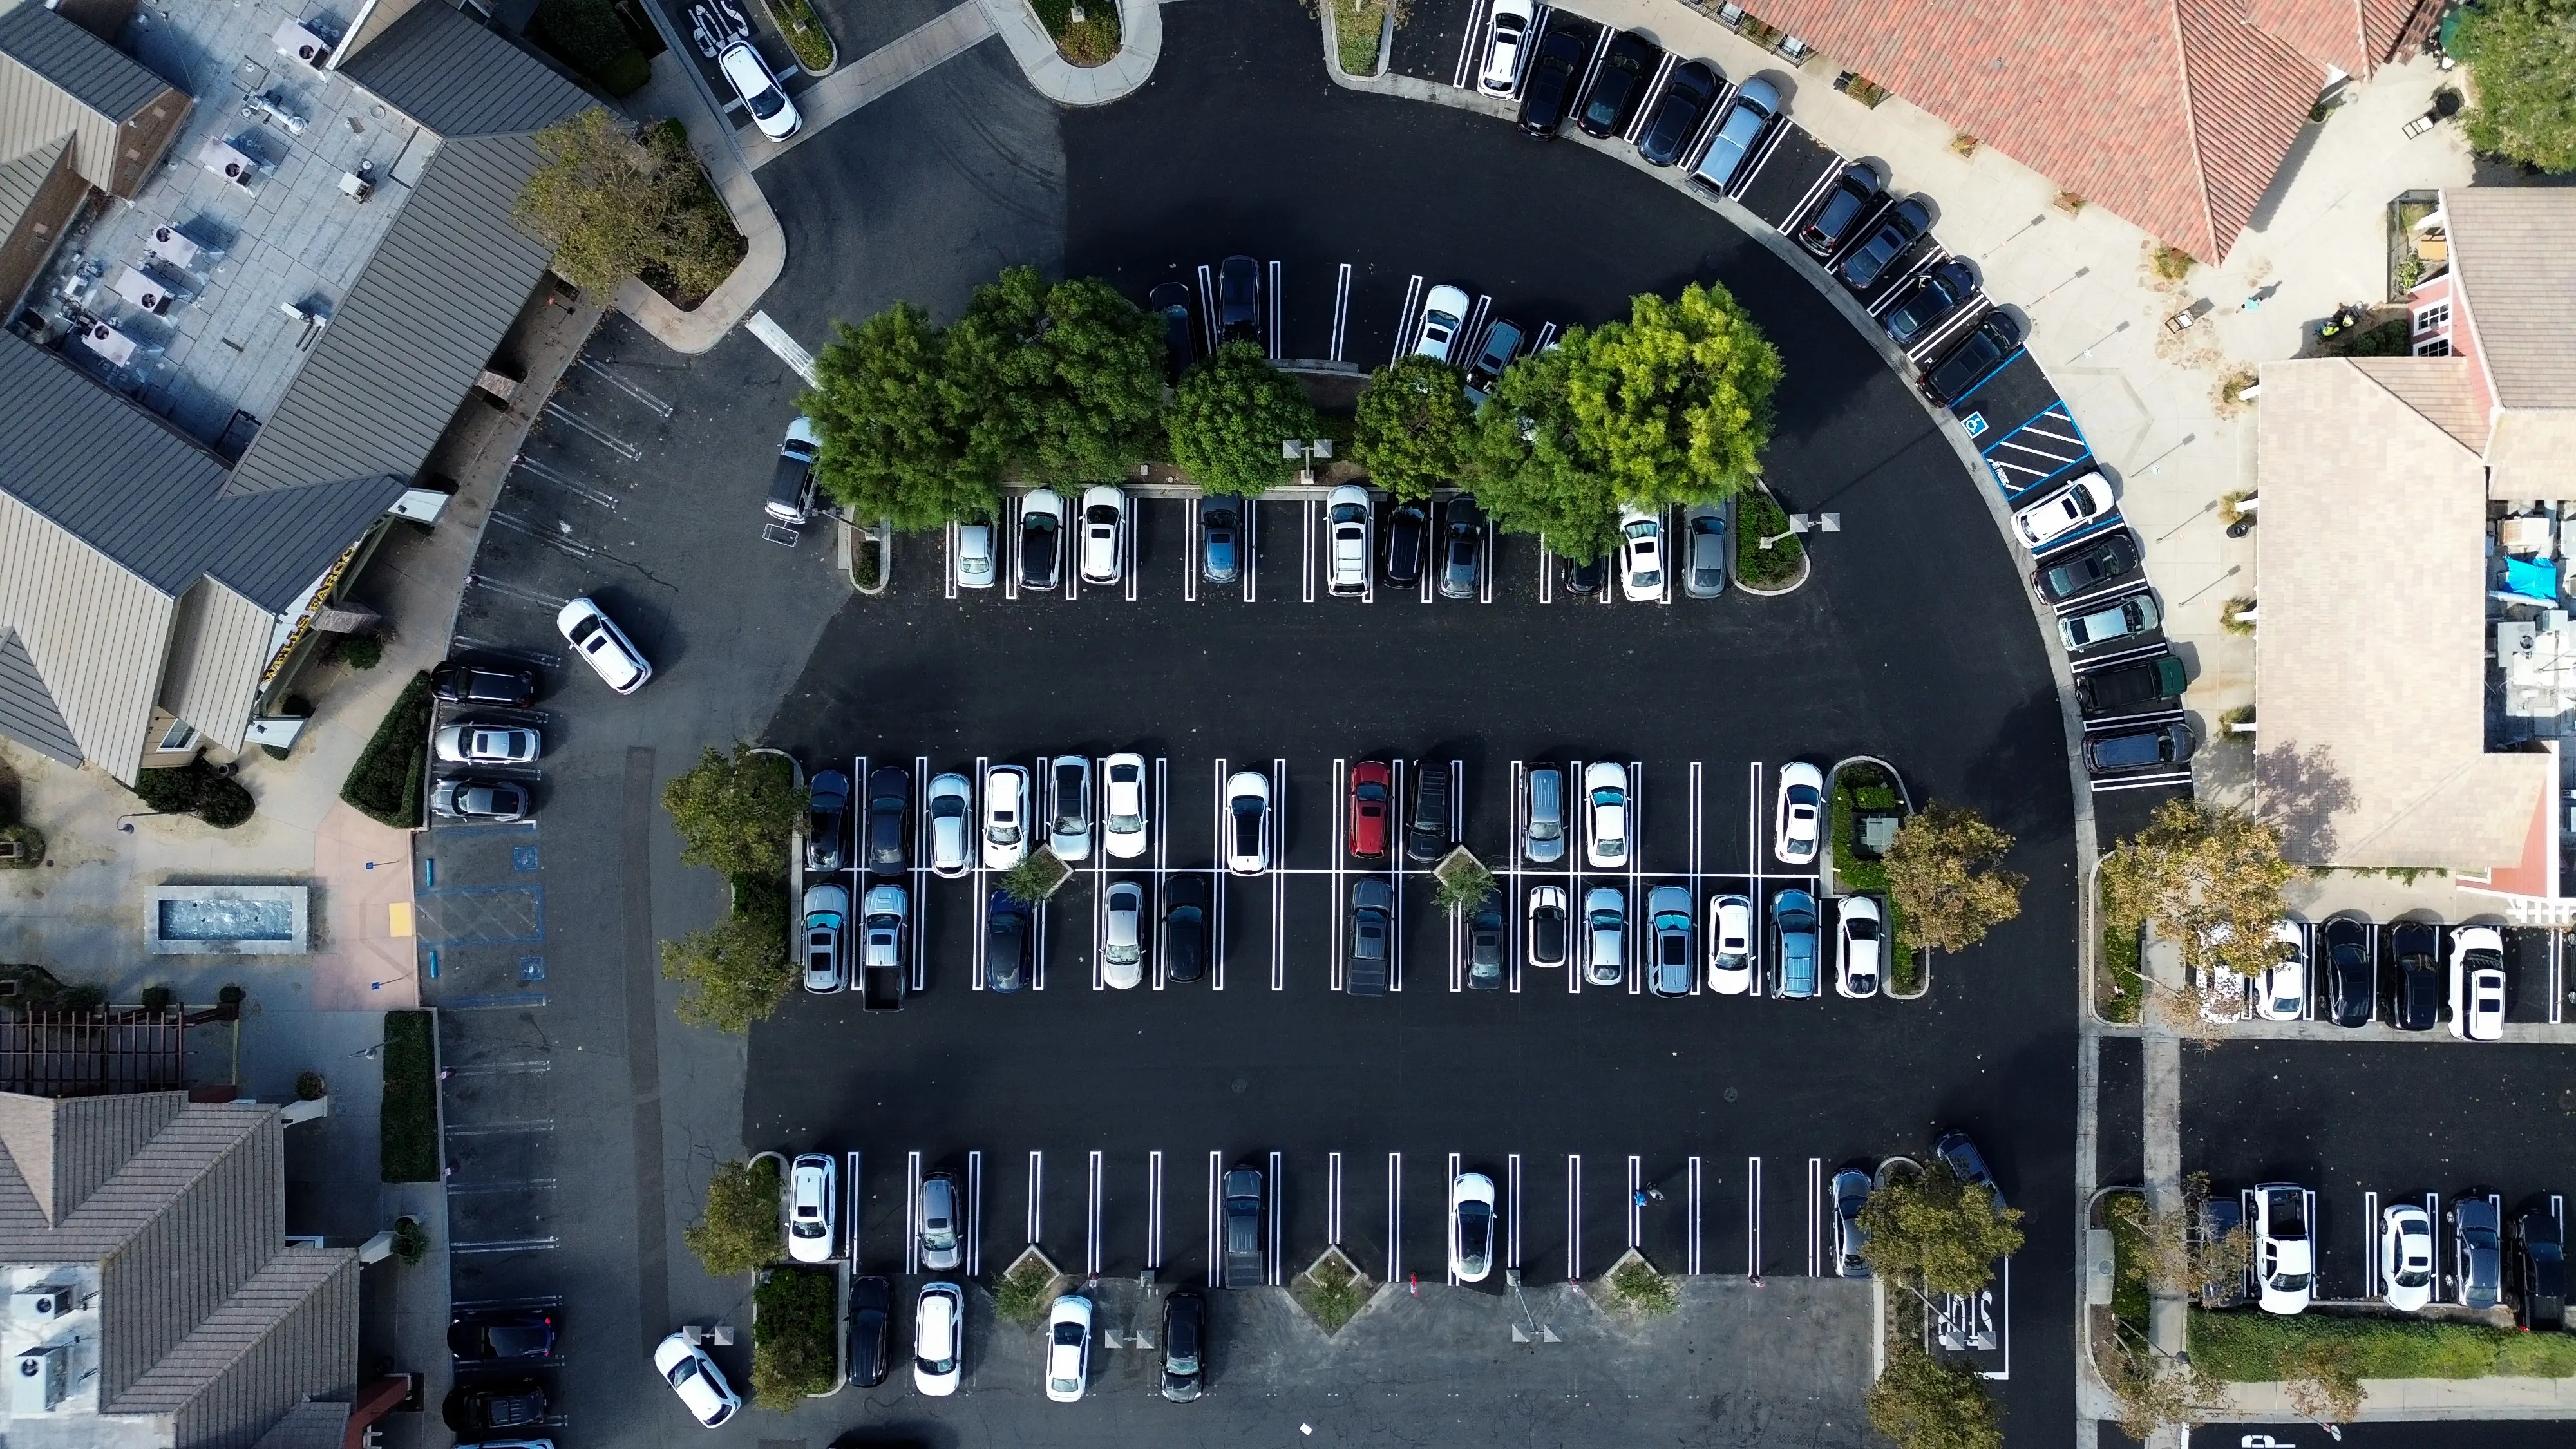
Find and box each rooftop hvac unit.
[13,1346,65,1414]
[10,1288,70,1321]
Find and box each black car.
[1797,163,1884,259]
[1933,1128,2002,1209]
[2324,917,2372,1027]
[2514,1209,2568,1331]
[1575,31,1660,139]
[2076,653,2186,715]
[2390,920,2440,1030]
[1149,281,1195,380]
[1564,554,1605,594]
[1347,878,1394,995]
[2082,723,2193,775]
[1635,60,1722,166]
[986,889,1028,994]
[1882,258,1980,347]
[443,1378,547,1433]
[1200,494,1242,584]
[1515,19,1589,138]
[1222,1167,1264,1287]
[848,1275,892,1387]
[1406,761,1452,864]
[1217,255,1262,345]
[431,661,537,708]
[1384,503,1428,585]
[1833,195,1930,290]
[1920,313,2025,407]
[448,1307,556,1361]
[1468,889,1504,989]
[1163,875,1208,983]
[2031,528,2141,604]
[1019,499,1062,589]
[1161,1289,1206,1401]
[858,766,904,873]
[1439,498,1485,600]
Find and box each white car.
[1773,761,1823,864]
[717,41,800,142]
[2449,925,2507,1041]
[1102,752,1148,859]
[2255,920,2306,1021]
[2009,472,2113,550]
[1527,883,1568,969]
[983,764,1029,870]
[1044,1294,1093,1403]
[1836,895,1882,998]
[927,772,972,877]
[914,1283,964,1396]
[1327,484,1372,597]
[801,884,846,994]
[786,1153,836,1264]
[1707,893,1754,994]
[1079,484,1126,585]
[1225,770,1271,875]
[652,1331,742,1426]
[956,522,996,588]
[1618,505,1664,601]
[1477,0,1533,95]
[2380,1202,2435,1312]
[434,723,540,765]
[2254,1182,2313,1316]
[1414,284,1470,362]
[556,596,650,694]
[1449,1171,1497,1282]
[1104,879,1144,989]
[1582,761,1629,869]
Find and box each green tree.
[2099,799,2304,978]
[659,876,792,1032]
[1354,354,1473,500]
[1884,802,2027,953]
[661,744,804,878]
[1167,341,1318,496]
[1857,1162,2025,1298]
[750,1267,839,1406]
[945,267,1168,482]
[1868,1341,2003,1449]
[685,1157,782,1276]
[804,305,996,529]
[514,109,738,300]
[2456,0,2576,173]
[1560,282,1782,502]
[1462,341,1625,561]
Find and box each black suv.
[861,766,907,873]
[848,1275,892,1387]
[1575,30,1660,139]
[448,1307,556,1361]
[1515,20,1590,138]
[2389,921,2441,1030]
[444,1378,546,1433]
[431,661,537,708]
[1406,761,1452,864]
[1920,313,2025,408]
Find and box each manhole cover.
[1232,1078,1248,1094]
[1723,1087,1738,1102]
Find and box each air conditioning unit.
[13,1346,65,1413]
[10,1288,70,1321]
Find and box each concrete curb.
[1825,755,1934,1000]
[612,58,788,354]
[979,0,1161,106]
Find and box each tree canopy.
[685,1157,782,1276]
[515,109,739,301]
[1354,355,1473,500]
[1562,282,1781,500]
[1166,341,1319,496]
[661,743,803,879]
[1866,1341,2003,1449]
[1884,802,2027,953]
[660,874,791,1032]
[1461,341,1627,562]
[2456,0,2576,173]
[1857,1162,2025,1298]
[804,304,992,529]
[2099,799,2303,977]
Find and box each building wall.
[2407,272,2454,357]
[108,87,187,198]
[0,141,86,319]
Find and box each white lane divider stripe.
[748,310,818,385]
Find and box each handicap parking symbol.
[1961,411,1988,438]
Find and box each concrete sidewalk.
[737,1,1001,173]
[976,0,1162,106]
[614,55,788,354]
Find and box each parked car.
[1682,503,1728,597]
[1450,1171,1498,1282]
[431,661,536,708]
[1469,890,1504,990]
[1881,258,1978,348]
[860,766,907,873]
[1048,755,1093,862]
[1919,313,2025,407]
[1100,752,1148,860]
[1349,878,1394,995]
[1218,255,1262,343]
[986,889,1028,994]
[1020,488,1065,589]
[1575,30,1660,139]
[2032,529,2142,604]
[1045,1294,1093,1403]
[1079,485,1126,585]
[927,772,972,877]
[1687,75,1779,194]
[1583,761,1629,869]
[653,1331,741,1426]
[2254,919,2306,1021]
[2198,1195,2249,1307]
[848,1276,892,1387]
[1463,320,1523,406]
[800,768,851,873]
[787,1153,837,1263]
[557,596,649,694]
[2010,473,2114,550]
[1385,502,1429,585]
[1408,760,1452,864]
[1773,761,1823,864]
[2076,654,2188,715]
[1524,764,1565,863]
[1200,495,1241,583]
[2324,917,2373,1027]
[446,1378,548,1433]
[1349,759,1391,858]
[2380,1203,2435,1312]
[1515,19,1590,137]
[1771,888,1819,998]
[913,1282,964,1396]
[955,520,996,588]
[1439,497,1486,599]
[1327,484,1372,596]
[1477,0,1535,95]
[801,884,846,994]
[860,882,906,998]
[1618,504,1663,601]
[2391,921,2441,1031]
[2254,1182,2313,1315]
[449,1307,557,1361]
[982,764,1029,869]
[1414,284,1471,363]
[2083,721,2194,775]
[766,415,819,524]
[1528,884,1569,969]
[1161,1289,1206,1401]
[1832,1168,1872,1277]
[1584,885,1627,988]
[919,1171,963,1271]
[2454,1195,2503,1309]
[1150,281,1195,380]
[2450,925,2507,1041]
[1647,884,1694,998]
[1636,59,1723,166]
[718,40,799,141]
[1223,1167,1265,1286]
[1564,554,1606,596]
[1103,879,1145,989]
[1934,1129,2003,1208]
[432,778,529,824]
[1798,163,1884,258]
[435,723,540,766]
[1833,196,1930,290]
[2514,1209,2567,1331]
[1163,876,1208,984]
[1227,770,1271,875]
[2058,593,2161,651]
[1707,893,1754,994]
[1836,894,1882,998]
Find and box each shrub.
[2150,244,2196,281]
[1604,1258,1678,1315]
[1870,1339,2003,1449]
[338,634,383,670]
[0,822,41,868]
[662,744,802,878]
[752,1266,839,1407]
[58,984,104,1012]
[1951,133,1980,156]
[761,0,834,71]
[139,985,175,1010]
[2188,1307,2576,1381]
[999,852,1070,903]
[1293,1253,1369,1332]
[133,766,205,814]
[342,672,434,829]
[392,1217,430,1265]
[594,46,652,97]
[379,1011,440,1182]
[992,1256,1057,1323]
[198,775,254,829]
[661,875,793,1032]
[217,983,245,1006]
[1735,489,1802,587]
[685,1158,783,1276]
[2220,598,2257,636]
[296,1070,327,1100]
[536,0,630,70]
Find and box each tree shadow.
[2215,740,2354,863]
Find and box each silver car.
[2057,593,2160,651]
[1682,502,1728,598]
[1833,1168,1871,1277]
[434,723,541,765]
[920,1172,963,1271]
[956,522,996,589]
[1524,765,1565,864]
[927,773,972,878]
[1646,885,1693,998]
[1103,879,1144,989]
[1048,755,1092,862]
[802,884,847,994]
[1584,886,1626,988]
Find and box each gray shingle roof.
[0,623,80,764]
[0,1090,185,1226]
[0,1,171,120]
[111,1247,360,1441]
[245,1398,357,1449]
[337,1,595,138]
[2447,188,2576,411]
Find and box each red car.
[1349,761,1390,859]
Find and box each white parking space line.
[1628,758,1645,995]
[1566,756,1585,997]
[1328,1151,1344,1246]
[1626,55,1676,142]
[969,755,991,989]
[1331,263,1353,363]
[1687,1156,1703,1274]
[1627,1155,1643,1248]
[1462,295,1494,361]
[1027,1151,1044,1249]
[1387,1152,1405,1283]
[911,754,930,990]
[1566,1154,1583,1282]
[1452,0,1492,87]
[1124,513,1139,602]
[1331,757,1348,994]
[2364,1188,2381,1298]
[1449,1151,1464,1284]
[1196,265,1217,354]
[1480,513,1496,604]
[943,521,960,601]
[1746,1155,1763,1278]
[1688,760,1705,995]
[1392,275,1425,366]
[967,1150,983,1276]
[1531,319,1560,354]
[1269,1150,1286,1285]
[1183,503,1200,604]
[1538,535,1555,603]
[1146,1150,1166,1269]
[1268,260,1284,359]
[510,455,620,509]
[905,1151,923,1274]
[1243,503,1259,604]
[1300,499,1317,605]
[749,310,820,385]
[1152,758,1170,990]
[1747,763,1766,991]
[1507,761,1524,994]
[1389,759,1407,992]
[1508,1152,1524,1271]
[1211,760,1229,992]
[1086,1151,1104,1276]
[1807,1157,1824,1277]
[846,1150,865,1264]
[1573,26,1612,106]
[1272,759,1289,992]
[1206,1152,1224,1289]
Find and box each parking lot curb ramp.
[979,0,1162,106]
[611,56,786,354]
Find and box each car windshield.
[791,1217,826,1239]
[744,84,782,120]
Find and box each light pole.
[1282,438,1332,487]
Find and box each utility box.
[14,1346,66,1413]
[10,1287,70,1321]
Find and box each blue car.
[1771,887,1818,998]
[1882,258,1979,347]
[1200,495,1241,584]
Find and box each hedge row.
[342,672,433,829]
